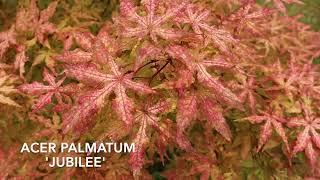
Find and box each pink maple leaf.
[176,90,197,150]
[167,45,241,107]
[230,76,258,112]
[118,0,187,42]
[176,89,233,150]
[174,4,237,52]
[18,68,76,112]
[62,60,155,133]
[200,97,232,141]
[56,25,119,64]
[287,106,320,168]
[245,109,290,152]
[226,1,272,35]
[130,100,171,176]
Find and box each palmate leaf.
[176,91,197,150]
[18,68,76,112]
[174,4,237,53]
[129,100,171,175]
[229,76,258,112]
[227,1,272,35]
[287,105,320,168]
[167,45,241,107]
[200,97,232,141]
[62,60,155,133]
[244,110,290,153]
[118,0,187,42]
[176,89,233,150]
[56,25,120,64]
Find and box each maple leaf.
[18,68,76,112]
[176,89,233,150]
[226,1,272,35]
[244,109,290,152]
[174,4,237,52]
[0,26,17,59]
[230,76,258,112]
[16,0,58,44]
[62,60,155,133]
[0,76,20,107]
[129,100,171,176]
[200,97,232,141]
[176,90,197,150]
[174,4,211,36]
[118,0,187,42]
[287,105,320,168]
[56,25,119,64]
[167,45,241,107]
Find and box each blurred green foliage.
[287,0,320,31]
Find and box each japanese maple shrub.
[0,0,320,179]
